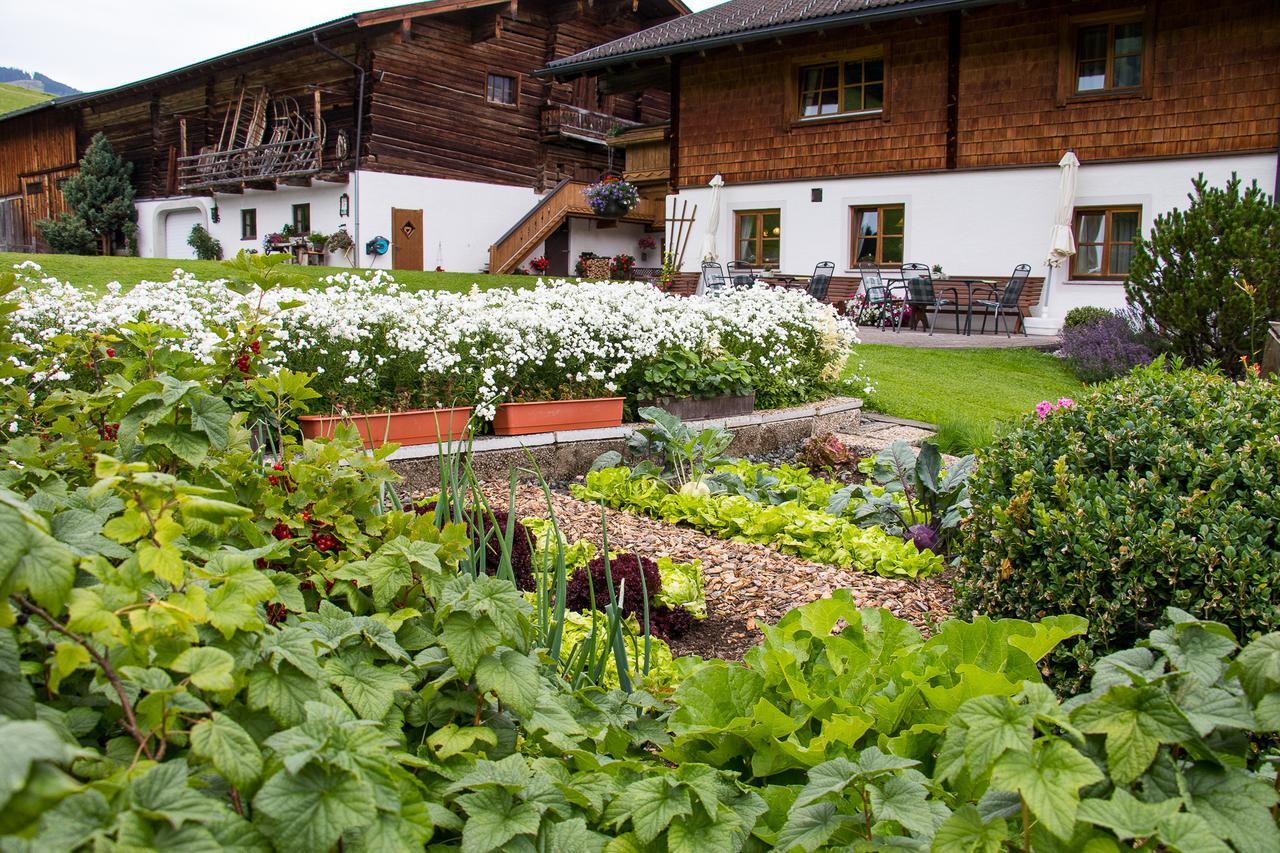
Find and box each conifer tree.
[38,132,137,255]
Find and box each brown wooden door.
[545,221,570,276]
[391,208,423,271]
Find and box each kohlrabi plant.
[828,440,974,556]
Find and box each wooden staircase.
[488,179,665,275]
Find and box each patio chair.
[701,261,728,296]
[726,260,757,289]
[975,263,1032,337]
[900,262,960,335]
[858,261,905,330]
[807,261,835,301]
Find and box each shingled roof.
[546,0,1004,75]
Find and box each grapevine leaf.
[253,765,375,853]
[474,649,540,717]
[931,804,1008,853]
[989,739,1103,840]
[172,646,236,692]
[1072,685,1197,784]
[455,787,541,853]
[190,713,263,790]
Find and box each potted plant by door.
[633,348,756,421]
[583,176,640,219]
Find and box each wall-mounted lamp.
[339,193,350,218]
[210,205,220,224]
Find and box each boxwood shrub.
[955,362,1280,689]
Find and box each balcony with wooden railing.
[488,178,665,275]
[539,104,640,145]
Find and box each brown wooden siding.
[0,110,77,198]
[77,42,363,199]
[365,2,675,190]
[676,0,1280,187]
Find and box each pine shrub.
[1125,174,1280,375]
[956,363,1280,690]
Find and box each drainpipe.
[313,33,366,266]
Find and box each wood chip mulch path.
[489,484,955,661]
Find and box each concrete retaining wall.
[390,397,863,493]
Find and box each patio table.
[945,279,996,335]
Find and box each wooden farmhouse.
[0,0,685,274]
[548,0,1280,330]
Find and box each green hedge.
[955,363,1280,688]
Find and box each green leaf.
[189,392,232,449]
[145,422,211,466]
[0,492,77,613]
[990,739,1104,840]
[172,646,236,692]
[131,761,227,829]
[427,724,499,760]
[1076,790,1181,840]
[139,542,187,586]
[775,801,846,853]
[932,804,1008,853]
[325,656,408,719]
[1155,812,1232,853]
[1006,615,1089,664]
[541,816,607,853]
[953,695,1035,775]
[455,787,541,853]
[247,661,324,726]
[253,765,375,853]
[0,718,78,810]
[870,771,949,836]
[474,649,540,718]
[1183,763,1280,853]
[618,776,692,844]
[441,612,500,679]
[1072,685,1197,784]
[1234,633,1280,703]
[190,713,263,790]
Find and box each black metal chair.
[900,262,960,336]
[858,261,905,330]
[700,261,728,296]
[807,261,835,301]
[975,263,1032,337]
[726,260,756,289]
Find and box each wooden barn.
[0,0,685,273]
[547,0,1280,330]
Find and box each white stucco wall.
[354,171,539,272]
[669,153,1277,325]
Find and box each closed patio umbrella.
[1040,151,1079,312]
[696,174,724,296]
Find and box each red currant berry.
[250,340,261,354]
[271,522,293,541]
[105,347,116,358]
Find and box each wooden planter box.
[493,397,625,436]
[298,406,473,448]
[638,393,755,422]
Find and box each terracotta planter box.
[493,397,625,436]
[638,393,755,422]
[298,406,473,448]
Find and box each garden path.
[496,484,955,661]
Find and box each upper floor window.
[798,55,885,119]
[1059,9,1152,102]
[1074,21,1143,93]
[852,204,905,267]
[292,203,310,235]
[735,209,781,267]
[241,208,257,241]
[486,73,517,106]
[1072,206,1141,279]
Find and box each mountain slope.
[0,68,79,97]
[0,82,53,115]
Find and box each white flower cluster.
[10,263,861,419]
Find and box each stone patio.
[856,325,1060,350]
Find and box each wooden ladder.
[488,180,665,275]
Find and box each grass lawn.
[0,252,535,293]
[850,344,1081,452]
[0,83,52,116]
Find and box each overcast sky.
[2,1,721,93]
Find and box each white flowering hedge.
[10,262,862,418]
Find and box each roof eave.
[540,0,1008,78]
